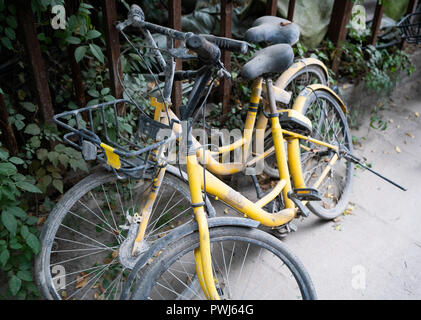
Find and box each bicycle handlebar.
[117,4,249,63]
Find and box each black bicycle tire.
[129,226,317,300]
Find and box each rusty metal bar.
[370,1,384,46]
[168,0,182,118]
[102,0,123,112]
[287,0,296,21]
[327,0,354,73]
[16,0,56,127]
[220,0,233,119]
[66,1,86,109]
[266,0,278,16]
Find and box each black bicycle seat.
[240,44,294,80]
[245,16,300,45]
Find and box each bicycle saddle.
[240,44,294,80]
[245,16,300,45]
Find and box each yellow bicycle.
[35,6,331,300]
[36,5,404,300]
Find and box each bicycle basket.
[397,12,421,44]
[53,99,175,180]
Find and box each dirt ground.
[271,47,421,299]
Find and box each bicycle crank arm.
[341,150,407,191]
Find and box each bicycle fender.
[294,84,348,114]
[274,58,329,89]
[119,217,260,299]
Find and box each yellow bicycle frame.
[102,59,343,299]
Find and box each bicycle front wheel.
[35,170,194,300]
[129,226,316,300]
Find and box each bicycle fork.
[186,125,220,300]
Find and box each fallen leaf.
[388,118,394,123]
[344,204,355,215]
[61,290,68,299]
[333,224,342,231]
[37,216,47,225]
[395,146,401,153]
[415,112,419,118]
[112,250,119,259]
[224,208,229,214]
[405,132,414,138]
[75,272,90,289]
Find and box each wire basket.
[397,12,421,44]
[53,99,176,180]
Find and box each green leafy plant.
[55,2,105,63]
[0,144,42,299]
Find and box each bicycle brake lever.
[216,60,231,79]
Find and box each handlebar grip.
[186,35,221,63]
[129,4,145,23]
[201,35,249,55]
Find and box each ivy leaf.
[58,154,69,167]
[86,30,101,40]
[0,149,9,160]
[4,206,27,219]
[9,275,21,296]
[0,162,17,176]
[9,238,22,249]
[87,88,100,98]
[16,181,42,193]
[1,37,12,50]
[0,249,9,267]
[89,43,104,63]
[20,225,29,240]
[65,36,81,45]
[9,157,24,165]
[25,232,40,254]
[24,123,41,135]
[1,210,17,235]
[100,88,110,95]
[6,16,17,29]
[4,27,15,40]
[20,102,36,112]
[52,179,63,193]
[36,148,49,163]
[17,270,33,282]
[74,45,87,63]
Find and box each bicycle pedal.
[287,192,311,217]
[272,222,298,238]
[292,188,322,201]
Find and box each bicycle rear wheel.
[297,88,354,219]
[129,226,316,300]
